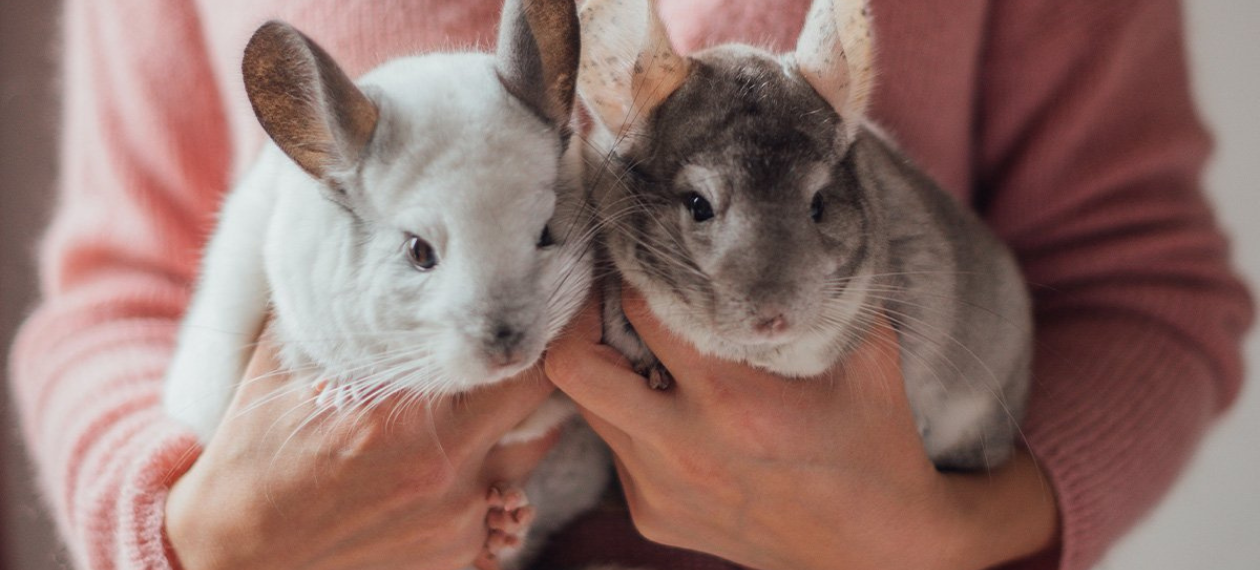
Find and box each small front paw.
[479,485,535,568]
[646,363,674,391]
[633,362,674,391]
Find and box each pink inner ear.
[629,40,690,117]
[797,50,852,119]
[577,0,689,139]
[793,0,875,133]
[794,0,852,118]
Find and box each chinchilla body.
[163,3,610,567]
[578,0,1031,469]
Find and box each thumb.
[544,298,672,432]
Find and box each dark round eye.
[686,192,715,222]
[810,192,825,223]
[537,225,555,248]
[405,236,438,270]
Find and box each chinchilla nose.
[754,314,790,334]
[484,324,527,367]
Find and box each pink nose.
[754,315,789,334]
[488,351,524,368]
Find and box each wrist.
[165,468,261,570]
[939,449,1060,570]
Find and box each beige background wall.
[1,2,1257,569]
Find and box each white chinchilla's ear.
[242,21,379,204]
[795,0,875,139]
[578,0,689,140]
[496,0,582,143]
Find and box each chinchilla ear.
[242,21,379,203]
[495,0,581,143]
[794,0,875,140]
[577,0,689,141]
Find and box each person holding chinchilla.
[7,2,1249,570]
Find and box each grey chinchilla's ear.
[242,20,379,203]
[577,0,689,142]
[795,0,875,140]
[495,0,582,142]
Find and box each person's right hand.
[165,337,560,570]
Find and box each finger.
[545,300,673,433]
[620,285,762,385]
[437,362,559,448]
[570,403,634,453]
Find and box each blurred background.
[1,1,1257,569]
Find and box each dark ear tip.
[243,20,307,69]
[248,20,298,49]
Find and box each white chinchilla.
[162,1,610,567]
[578,0,1032,471]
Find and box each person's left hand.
[544,287,1057,570]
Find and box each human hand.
[545,288,1057,570]
[165,337,559,570]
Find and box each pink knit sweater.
[9,0,1250,569]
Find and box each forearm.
[10,299,201,569]
[13,0,231,565]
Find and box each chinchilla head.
[579,0,882,359]
[243,0,590,394]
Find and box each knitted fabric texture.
[9,1,1250,568]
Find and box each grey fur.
[584,45,1031,470]
[496,0,582,141]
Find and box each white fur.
[622,253,875,378]
[164,48,607,570]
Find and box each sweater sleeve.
[7,0,231,567]
[976,2,1253,569]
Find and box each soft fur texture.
[161,6,608,569]
[15,1,1248,568]
[580,0,1032,470]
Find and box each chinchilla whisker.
[864,306,1034,465]
[850,302,1010,414]
[858,290,1031,334]
[595,220,706,279]
[232,377,314,419]
[827,269,980,282]
[262,389,335,465]
[856,298,1002,390]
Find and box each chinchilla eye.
[537,224,555,248]
[686,192,715,222]
[810,192,825,223]
[405,236,438,271]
